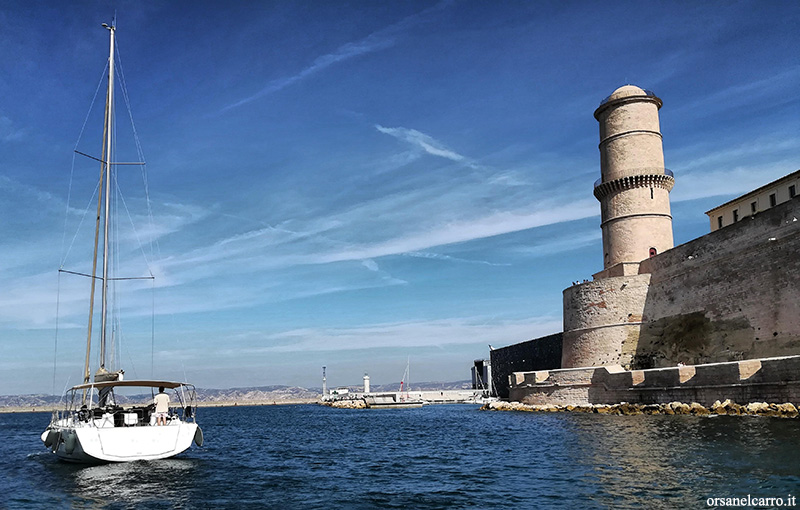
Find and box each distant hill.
[0,381,474,409]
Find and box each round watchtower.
[593,85,674,276]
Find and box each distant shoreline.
[0,398,320,414]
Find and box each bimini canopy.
[69,380,191,391]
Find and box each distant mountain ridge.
[0,381,473,408]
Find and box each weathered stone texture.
[562,275,650,368]
[564,197,800,369]
[594,86,674,272]
[637,196,800,366]
[509,356,800,407]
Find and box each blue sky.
[1,1,798,395]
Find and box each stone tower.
[592,85,674,278]
[561,85,675,369]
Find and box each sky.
[0,1,798,395]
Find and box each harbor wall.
[508,355,800,406]
[329,390,485,404]
[490,333,562,399]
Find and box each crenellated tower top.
[593,85,675,278]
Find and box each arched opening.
[649,247,657,257]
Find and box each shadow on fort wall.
[633,196,800,370]
[587,355,800,406]
[490,333,562,399]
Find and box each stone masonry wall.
[562,196,800,370]
[562,274,650,368]
[636,196,800,367]
[509,355,800,407]
[490,333,562,399]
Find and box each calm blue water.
[2,404,798,509]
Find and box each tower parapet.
[593,85,674,278]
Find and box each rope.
[115,176,154,269]
[61,64,107,268]
[52,271,62,396]
[151,278,155,379]
[60,180,101,268]
[116,41,162,381]
[116,43,159,266]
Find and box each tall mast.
[99,22,116,370]
[83,22,115,385]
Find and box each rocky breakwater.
[482,399,799,418]
[321,398,367,409]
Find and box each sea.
[2,404,798,509]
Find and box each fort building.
[492,85,800,405]
[706,169,799,232]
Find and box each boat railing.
[54,384,198,427]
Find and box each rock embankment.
[321,399,367,409]
[481,399,799,418]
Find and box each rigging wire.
[116,42,158,264]
[53,64,109,393]
[57,33,167,386]
[116,41,163,378]
[151,278,155,379]
[52,272,62,396]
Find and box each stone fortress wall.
[635,197,800,367]
[562,195,800,371]
[489,333,562,399]
[506,84,800,407]
[509,355,800,407]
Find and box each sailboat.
[41,21,202,463]
[364,359,425,409]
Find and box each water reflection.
[565,414,800,508]
[11,407,800,509]
[48,458,198,508]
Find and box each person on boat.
[154,387,170,426]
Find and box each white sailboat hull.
[46,420,198,463]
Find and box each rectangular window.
[733,210,739,223]
[790,185,796,198]
[770,193,777,207]
[751,201,757,213]
[717,216,723,229]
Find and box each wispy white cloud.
[165,315,562,360]
[0,114,25,142]
[669,135,800,202]
[512,230,602,258]
[404,251,510,267]
[222,1,452,112]
[375,125,471,164]
[673,65,800,118]
[672,164,796,203]
[305,200,599,264]
[361,259,379,272]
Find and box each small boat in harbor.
[364,393,425,409]
[364,359,425,409]
[41,20,201,463]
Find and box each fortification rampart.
[562,196,800,370]
[636,196,800,367]
[509,355,800,407]
[562,274,650,368]
[490,334,562,399]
